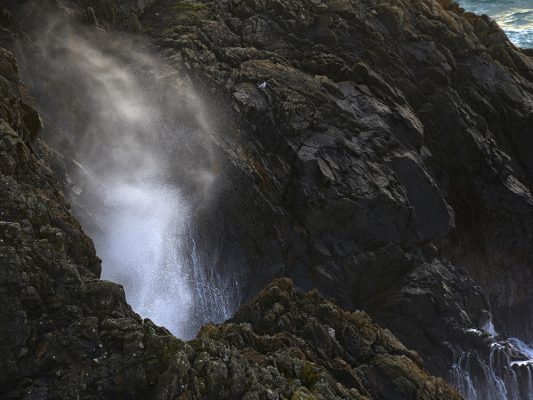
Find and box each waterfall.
[17,18,241,338]
[450,328,533,399]
[188,230,240,325]
[450,352,478,399]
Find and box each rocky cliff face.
[1,0,533,398]
[0,61,460,397]
[0,3,462,399]
[139,0,533,378]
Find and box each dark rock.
[0,40,461,399]
[137,0,533,383]
[388,151,454,242]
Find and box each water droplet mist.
[18,18,237,338]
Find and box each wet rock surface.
[139,0,533,378]
[0,92,462,397]
[1,0,533,398]
[0,17,461,398]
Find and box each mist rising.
[18,18,235,338]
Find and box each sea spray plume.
[17,16,238,338]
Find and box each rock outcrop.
[128,0,533,380]
[0,62,461,397]
[0,9,462,398]
[1,0,533,397]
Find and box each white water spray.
[96,182,194,335]
[19,19,238,338]
[450,321,533,399]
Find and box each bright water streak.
[451,332,533,399]
[96,182,194,335]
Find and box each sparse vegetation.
[171,1,211,24]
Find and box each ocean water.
[458,0,533,48]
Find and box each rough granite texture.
[0,0,533,398]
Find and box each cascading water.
[450,322,533,399]
[17,17,241,338]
